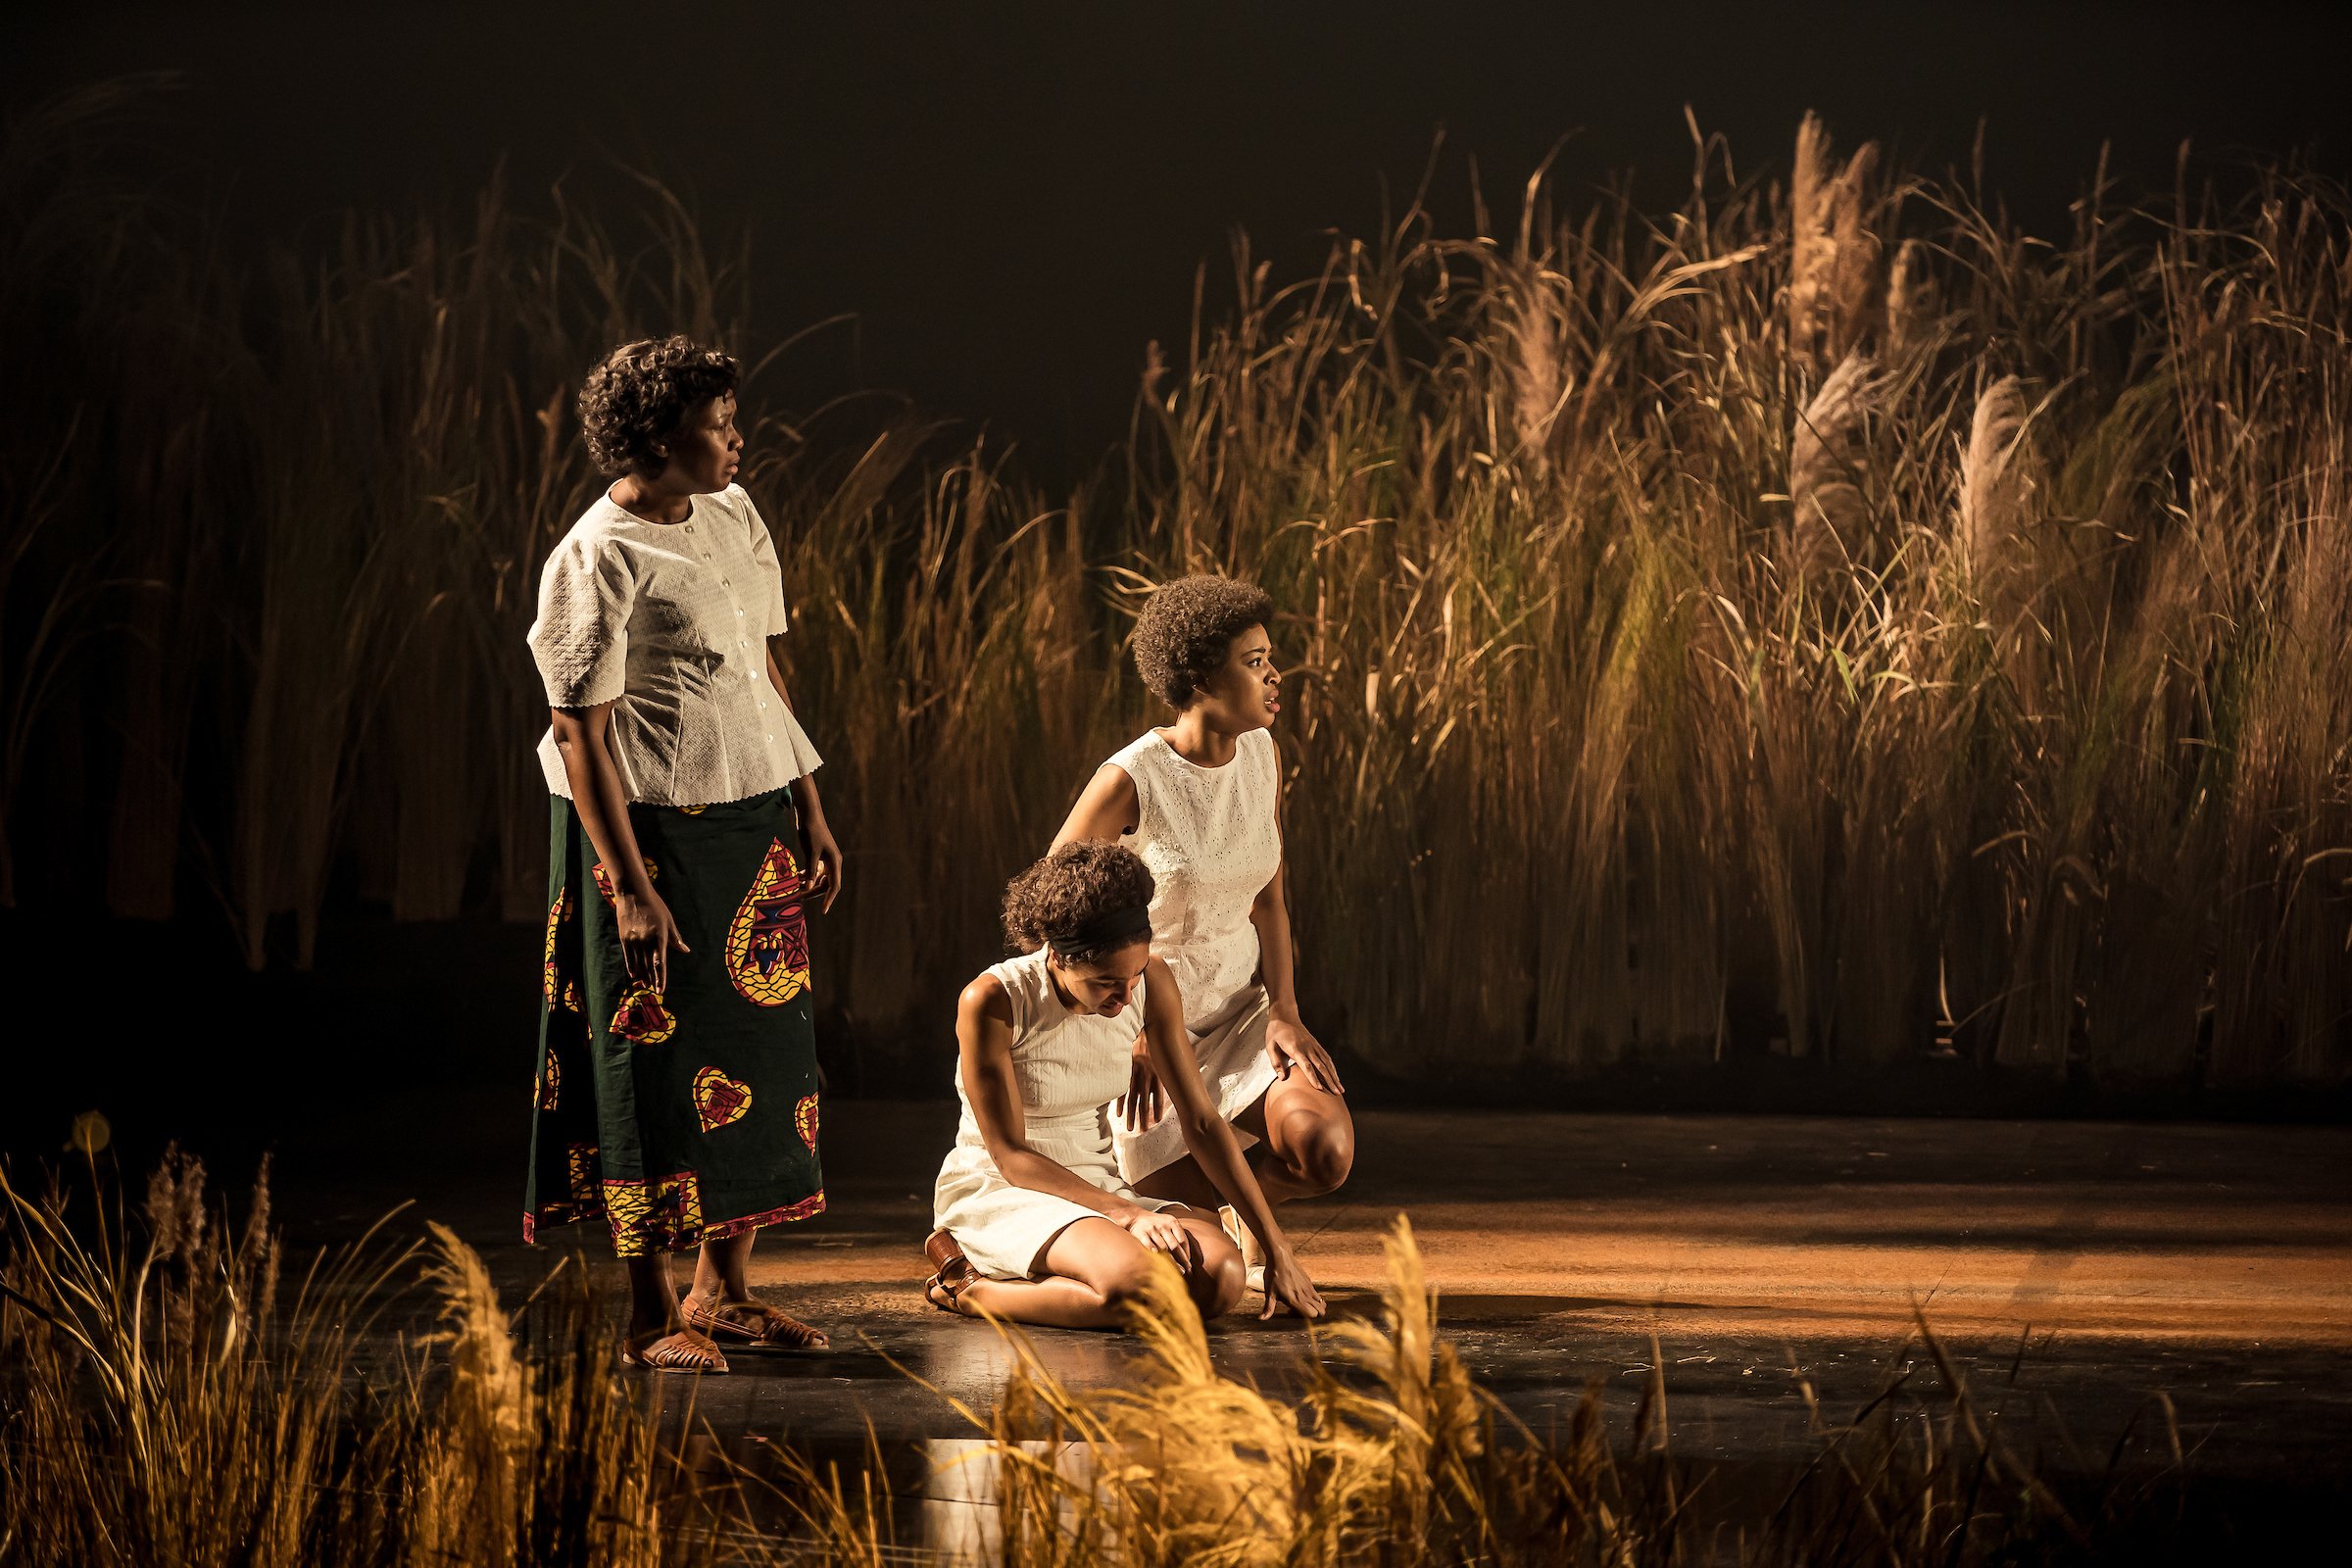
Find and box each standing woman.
[1052,575,1353,1286]
[523,336,844,1373]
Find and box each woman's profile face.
[653,393,742,492]
[1192,623,1281,733]
[1054,940,1151,1017]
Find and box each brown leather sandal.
[620,1327,730,1374]
[923,1227,975,1314]
[681,1294,832,1352]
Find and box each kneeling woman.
[925,844,1325,1328]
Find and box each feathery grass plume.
[1884,235,1938,365]
[1788,112,1883,372]
[1502,266,1569,473]
[1094,1254,1316,1562]
[420,1218,532,1457]
[1955,373,2032,579]
[1955,372,2039,668]
[1310,1215,1487,1540]
[1788,352,1887,589]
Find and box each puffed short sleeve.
[733,486,793,638]
[527,531,634,708]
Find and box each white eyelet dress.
[1106,728,1286,1183]
[932,949,1183,1280]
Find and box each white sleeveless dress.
[1104,728,1286,1182]
[932,948,1182,1280]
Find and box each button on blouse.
[526,483,823,807]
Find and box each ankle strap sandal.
[922,1227,975,1312]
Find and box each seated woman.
[1054,574,1352,1293]
[924,843,1325,1328]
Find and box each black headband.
[1045,903,1152,960]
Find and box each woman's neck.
[1044,960,1083,1015]
[1158,709,1239,768]
[609,474,695,525]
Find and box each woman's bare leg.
[621,1250,726,1368]
[625,1252,684,1339]
[940,1213,1245,1330]
[691,1229,757,1299]
[683,1228,832,1348]
[1240,1073,1355,1201]
[1133,1072,1356,1209]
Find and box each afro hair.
[1002,842,1156,959]
[1130,574,1276,710]
[577,335,740,478]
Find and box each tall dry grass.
[0,1154,763,1565]
[2,1155,2217,1565]
[2,84,2346,1087]
[1119,116,2350,1088]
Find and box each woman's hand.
[614,890,691,991]
[1118,1036,1167,1130]
[800,817,845,914]
[1266,1013,1345,1096]
[1112,1204,1194,1268]
[1259,1248,1326,1321]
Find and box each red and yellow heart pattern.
[794,1094,818,1152]
[693,1066,753,1132]
[724,838,810,1006]
[610,984,677,1045]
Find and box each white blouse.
[526,484,823,807]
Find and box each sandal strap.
[924,1226,969,1275]
[686,1297,831,1348]
[746,1305,828,1348]
[925,1255,975,1311]
[632,1331,726,1371]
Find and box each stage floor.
[252,1096,2352,1479]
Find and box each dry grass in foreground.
[0,1152,2238,1565]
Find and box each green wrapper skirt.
[524,787,823,1257]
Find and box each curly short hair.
[577,336,740,478]
[1130,574,1277,710]
[1002,842,1156,958]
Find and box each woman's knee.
[1284,1111,1355,1193]
[1191,1244,1248,1317]
[1098,1253,1165,1313]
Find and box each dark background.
[9,1,2350,484]
[5,2,2351,1164]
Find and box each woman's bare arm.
[763,642,844,912]
[1247,743,1343,1093]
[1051,763,1139,849]
[956,976,1163,1228]
[1249,864,1300,1017]
[1139,959,1325,1317]
[551,702,688,989]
